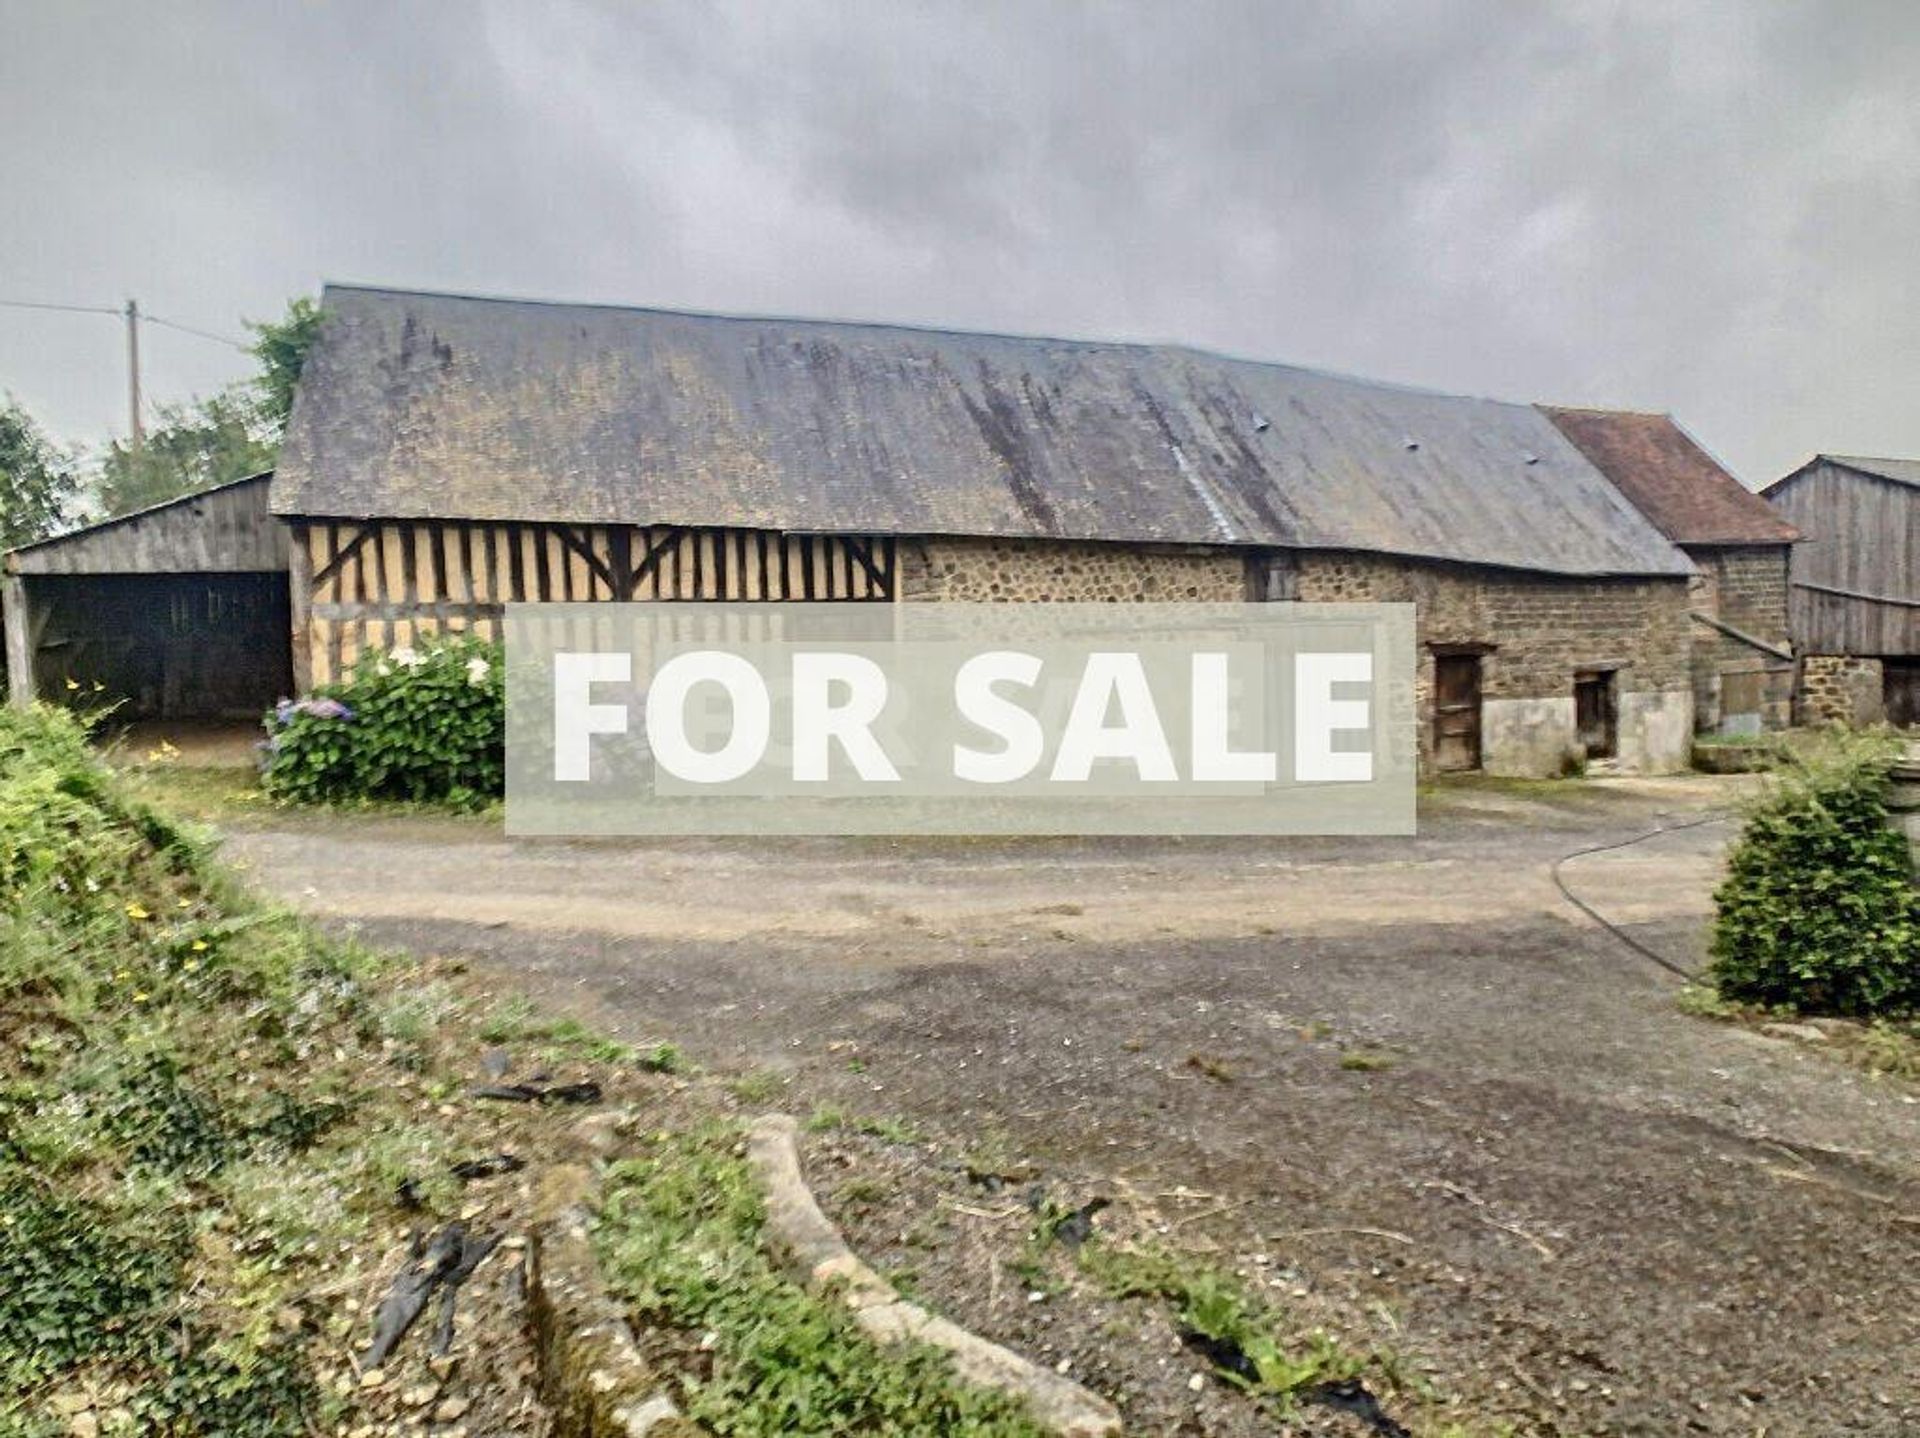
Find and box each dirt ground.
[205,775,1920,1437]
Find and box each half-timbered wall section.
[290,518,896,686]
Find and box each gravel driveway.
[221,776,1920,1436]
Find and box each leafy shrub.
[1710,731,1920,1015]
[262,634,503,807]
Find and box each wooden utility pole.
[125,298,143,453]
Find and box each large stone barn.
[8,284,1714,777]
[260,284,1698,776]
[1763,456,1920,726]
[1544,408,1799,735]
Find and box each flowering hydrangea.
[263,634,503,807]
[273,696,355,724]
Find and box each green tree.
[0,397,81,549]
[91,295,321,517]
[247,295,323,433]
[95,390,275,517]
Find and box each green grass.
[1338,1049,1396,1073]
[1077,1242,1367,1401]
[594,1123,1049,1437]
[1678,984,1920,1081]
[804,1106,924,1145]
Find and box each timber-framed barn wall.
[288,517,897,688]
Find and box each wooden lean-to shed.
[2,473,293,718]
[1763,456,1920,725]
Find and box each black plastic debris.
[1306,1378,1412,1437]
[1051,1197,1110,1249]
[1177,1327,1260,1386]
[359,1222,501,1370]
[394,1177,424,1211]
[361,1224,467,1370]
[449,1153,526,1182]
[470,1079,602,1106]
[431,1230,501,1356]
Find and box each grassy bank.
[0,708,1108,1436]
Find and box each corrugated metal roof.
[273,285,1692,578]
[1542,408,1798,546]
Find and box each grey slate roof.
[273,284,1693,578]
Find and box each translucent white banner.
[506,602,1415,835]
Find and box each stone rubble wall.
[1797,654,1886,727]
[898,536,1248,603]
[1685,545,1795,733]
[901,537,1695,777]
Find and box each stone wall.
[899,536,1248,603]
[1798,654,1886,726]
[1685,544,1794,733]
[900,537,1693,777]
[1284,550,1694,775]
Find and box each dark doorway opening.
[1886,661,1920,728]
[1574,669,1618,760]
[27,572,292,720]
[1432,653,1483,772]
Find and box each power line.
[0,297,122,318]
[0,297,250,351]
[141,312,250,352]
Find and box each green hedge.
[262,634,503,808]
[1710,731,1920,1015]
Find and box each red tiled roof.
[1542,408,1798,546]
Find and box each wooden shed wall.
[291,517,897,686]
[1770,463,1920,656]
[8,474,285,576]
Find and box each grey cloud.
[1,0,1914,483]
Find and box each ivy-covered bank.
[0,707,1104,1437]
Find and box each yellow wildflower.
[125,903,151,920]
[190,939,209,952]
[132,992,150,1003]
[64,678,79,691]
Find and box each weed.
[594,1124,1049,1436]
[726,1069,785,1104]
[638,1041,688,1074]
[1339,1050,1395,1073]
[1078,1242,1379,1410]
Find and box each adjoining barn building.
[11,284,1718,776]
[1,473,291,720]
[1544,408,1799,735]
[1763,456,1920,727]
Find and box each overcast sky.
[1,1,1914,484]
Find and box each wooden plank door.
[1432,654,1482,772]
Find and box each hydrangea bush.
[262,634,504,808]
